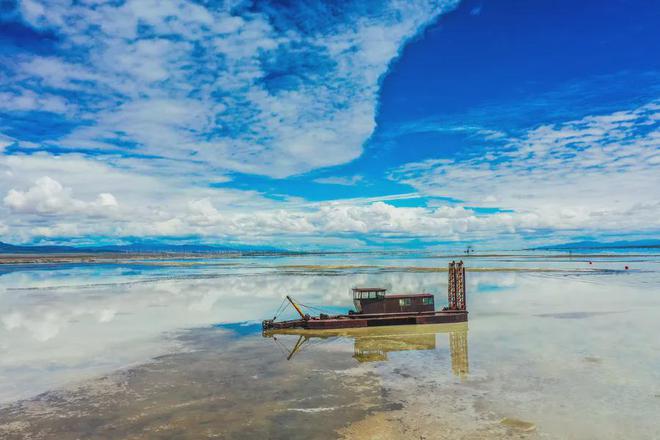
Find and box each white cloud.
[4,3,656,247]
[3,176,118,215]
[0,152,510,243]
[314,175,364,186]
[18,56,101,91]
[0,133,14,153]
[1,100,658,247]
[96,193,118,208]
[390,102,660,233]
[8,0,459,178]
[0,89,71,114]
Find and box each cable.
[271,296,288,319]
[296,300,334,315]
[272,336,290,356]
[273,302,290,320]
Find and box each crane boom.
[286,295,307,320]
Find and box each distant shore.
[0,251,654,266]
[0,252,294,265]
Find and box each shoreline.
[0,251,655,266]
[0,252,651,277]
[0,252,291,265]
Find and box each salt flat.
[0,252,658,439]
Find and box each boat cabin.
[352,287,435,314]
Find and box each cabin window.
[422,297,434,305]
[368,291,377,299]
[399,298,412,307]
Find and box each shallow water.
[0,252,659,439]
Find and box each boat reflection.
[264,323,469,378]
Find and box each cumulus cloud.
[6,0,458,178]
[4,176,118,215]
[0,167,523,244]
[0,152,304,242]
[1,98,657,247]
[0,151,516,244]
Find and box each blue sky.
[0,0,658,249]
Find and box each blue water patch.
[214,321,264,337]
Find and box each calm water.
[0,253,659,439]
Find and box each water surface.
[1,252,659,438]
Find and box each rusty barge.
[262,261,468,331]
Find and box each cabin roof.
[352,287,387,292]
[384,293,433,299]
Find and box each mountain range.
[0,241,288,254]
[531,239,660,250]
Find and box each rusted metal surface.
[351,287,387,293]
[447,260,466,311]
[307,318,369,329]
[264,310,467,330]
[262,262,469,331]
[372,293,433,299]
[358,294,434,314]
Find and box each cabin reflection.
[352,331,436,362]
[265,323,469,378]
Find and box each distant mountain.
[0,242,82,254]
[530,239,660,251]
[0,241,288,254]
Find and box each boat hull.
[263,310,467,331]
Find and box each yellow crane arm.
[286,295,307,320]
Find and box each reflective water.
[0,253,659,439]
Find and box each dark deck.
[264,310,467,330]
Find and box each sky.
[0,0,658,250]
